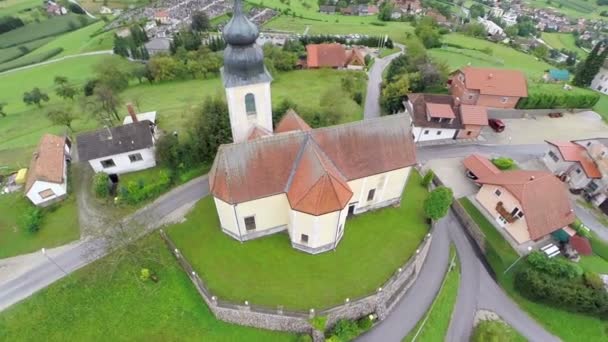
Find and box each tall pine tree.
[573,41,606,87]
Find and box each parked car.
[548,112,563,118]
[488,119,505,133]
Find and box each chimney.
[488,73,494,79]
[127,103,138,123]
[529,176,535,181]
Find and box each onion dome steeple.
[221,0,272,88]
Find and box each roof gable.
[460,67,528,97]
[306,43,347,68]
[76,121,155,161]
[546,140,601,178]
[275,109,312,133]
[25,134,66,193]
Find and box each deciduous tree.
[54,76,78,100]
[191,11,210,32]
[423,186,453,221]
[47,105,77,131]
[23,88,50,107]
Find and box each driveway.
[425,157,478,199]
[483,111,608,145]
[363,45,403,119]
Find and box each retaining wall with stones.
[159,227,433,339]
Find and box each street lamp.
[41,248,68,276]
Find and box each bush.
[21,206,43,233]
[296,334,312,342]
[357,315,374,331]
[118,170,172,205]
[93,172,109,197]
[525,251,582,280]
[309,315,327,331]
[515,267,608,317]
[139,268,151,281]
[421,170,435,186]
[491,157,514,170]
[472,320,519,342]
[328,319,360,342]
[584,271,604,290]
[516,90,600,109]
[423,186,453,221]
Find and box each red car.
[488,119,505,133]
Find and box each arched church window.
[245,93,256,116]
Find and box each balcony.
[496,201,518,224]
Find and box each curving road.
[0,50,113,76]
[363,45,404,119]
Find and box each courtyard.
[167,171,430,310]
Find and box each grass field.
[0,233,297,341]
[0,0,41,16]
[403,246,460,342]
[525,0,607,20]
[578,254,608,274]
[459,198,608,341]
[0,37,54,64]
[0,193,80,259]
[31,21,114,57]
[0,14,95,49]
[428,34,553,80]
[541,32,588,58]
[0,47,64,72]
[168,171,429,310]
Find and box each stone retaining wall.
[159,227,433,339]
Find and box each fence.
[159,227,433,337]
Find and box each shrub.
[357,315,374,331]
[118,170,172,205]
[421,170,435,186]
[21,206,43,233]
[570,218,591,238]
[515,267,608,316]
[525,251,582,280]
[516,90,600,109]
[491,157,514,170]
[423,186,453,221]
[296,334,312,342]
[329,319,360,342]
[93,172,109,197]
[472,320,518,342]
[583,271,604,290]
[309,315,327,331]
[139,268,151,281]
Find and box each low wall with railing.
[159,227,433,337]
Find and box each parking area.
[483,111,608,145]
[425,157,479,199]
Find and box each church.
[209,0,418,254]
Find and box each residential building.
[209,1,418,254]
[305,43,366,69]
[405,94,488,142]
[154,10,170,25]
[590,60,608,94]
[543,139,608,209]
[478,18,504,36]
[448,66,528,109]
[76,120,156,175]
[145,38,171,55]
[24,134,71,207]
[502,11,518,26]
[464,155,575,244]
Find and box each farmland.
[524,0,608,19]
[541,32,588,58]
[0,14,95,48]
[0,37,54,64]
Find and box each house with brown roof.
[448,67,528,109]
[25,134,71,207]
[544,139,608,210]
[209,112,417,254]
[463,155,575,244]
[305,44,366,69]
[405,94,488,142]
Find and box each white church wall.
[225,82,273,142]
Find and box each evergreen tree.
[573,41,605,87]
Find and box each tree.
[317,89,349,126]
[23,87,50,107]
[423,186,453,221]
[94,57,131,92]
[573,41,607,87]
[54,76,78,100]
[532,44,549,60]
[504,25,518,38]
[380,74,410,113]
[147,55,181,81]
[190,94,232,163]
[469,3,485,19]
[272,98,299,124]
[130,63,148,84]
[415,23,442,48]
[0,102,6,117]
[82,85,123,123]
[378,3,393,21]
[462,23,487,38]
[47,105,77,131]
[155,133,182,172]
[191,11,210,32]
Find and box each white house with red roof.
[25,134,71,206]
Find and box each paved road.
[363,45,403,119]
[0,50,113,76]
[0,174,210,312]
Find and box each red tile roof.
[25,134,66,193]
[426,103,455,119]
[209,113,417,215]
[306,43,347,68]
[275,109,312,133]
[476,169,575,240]
[463,154,500,179]
[460,105,488,126]
[459,67,528,97]
[546,140,601,178]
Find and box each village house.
[210,0,418,254]
[76,114,156,175]
[24,134,71,207]
[590,60,608,95]
[448,66,528,109]
[543,139,608,211]
[145,37,171,55]
[154,10,170,25]
[405,94,488,142]
[464,154,575,245]
[305,43,366,69]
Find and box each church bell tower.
[221,0,273,143]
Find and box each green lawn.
[459,198,608,341]
[30,21,114,57]
[403,246,460,342]
[0,233,297,341]
[429,34,553,80]
[0,37,54,64]
[593,94,608,122]
[0,193,80,259]
[0,0,41,17]
[0,14,96,48]
[379,47,400,58]
[578,254,608,274]
[168,171,429,310]
[471,319,527,342]
[541,32,588,58]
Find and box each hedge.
[516,90,600,109]
[525,251,582,280]
[118,170,171,205]
[515,267,608,317]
